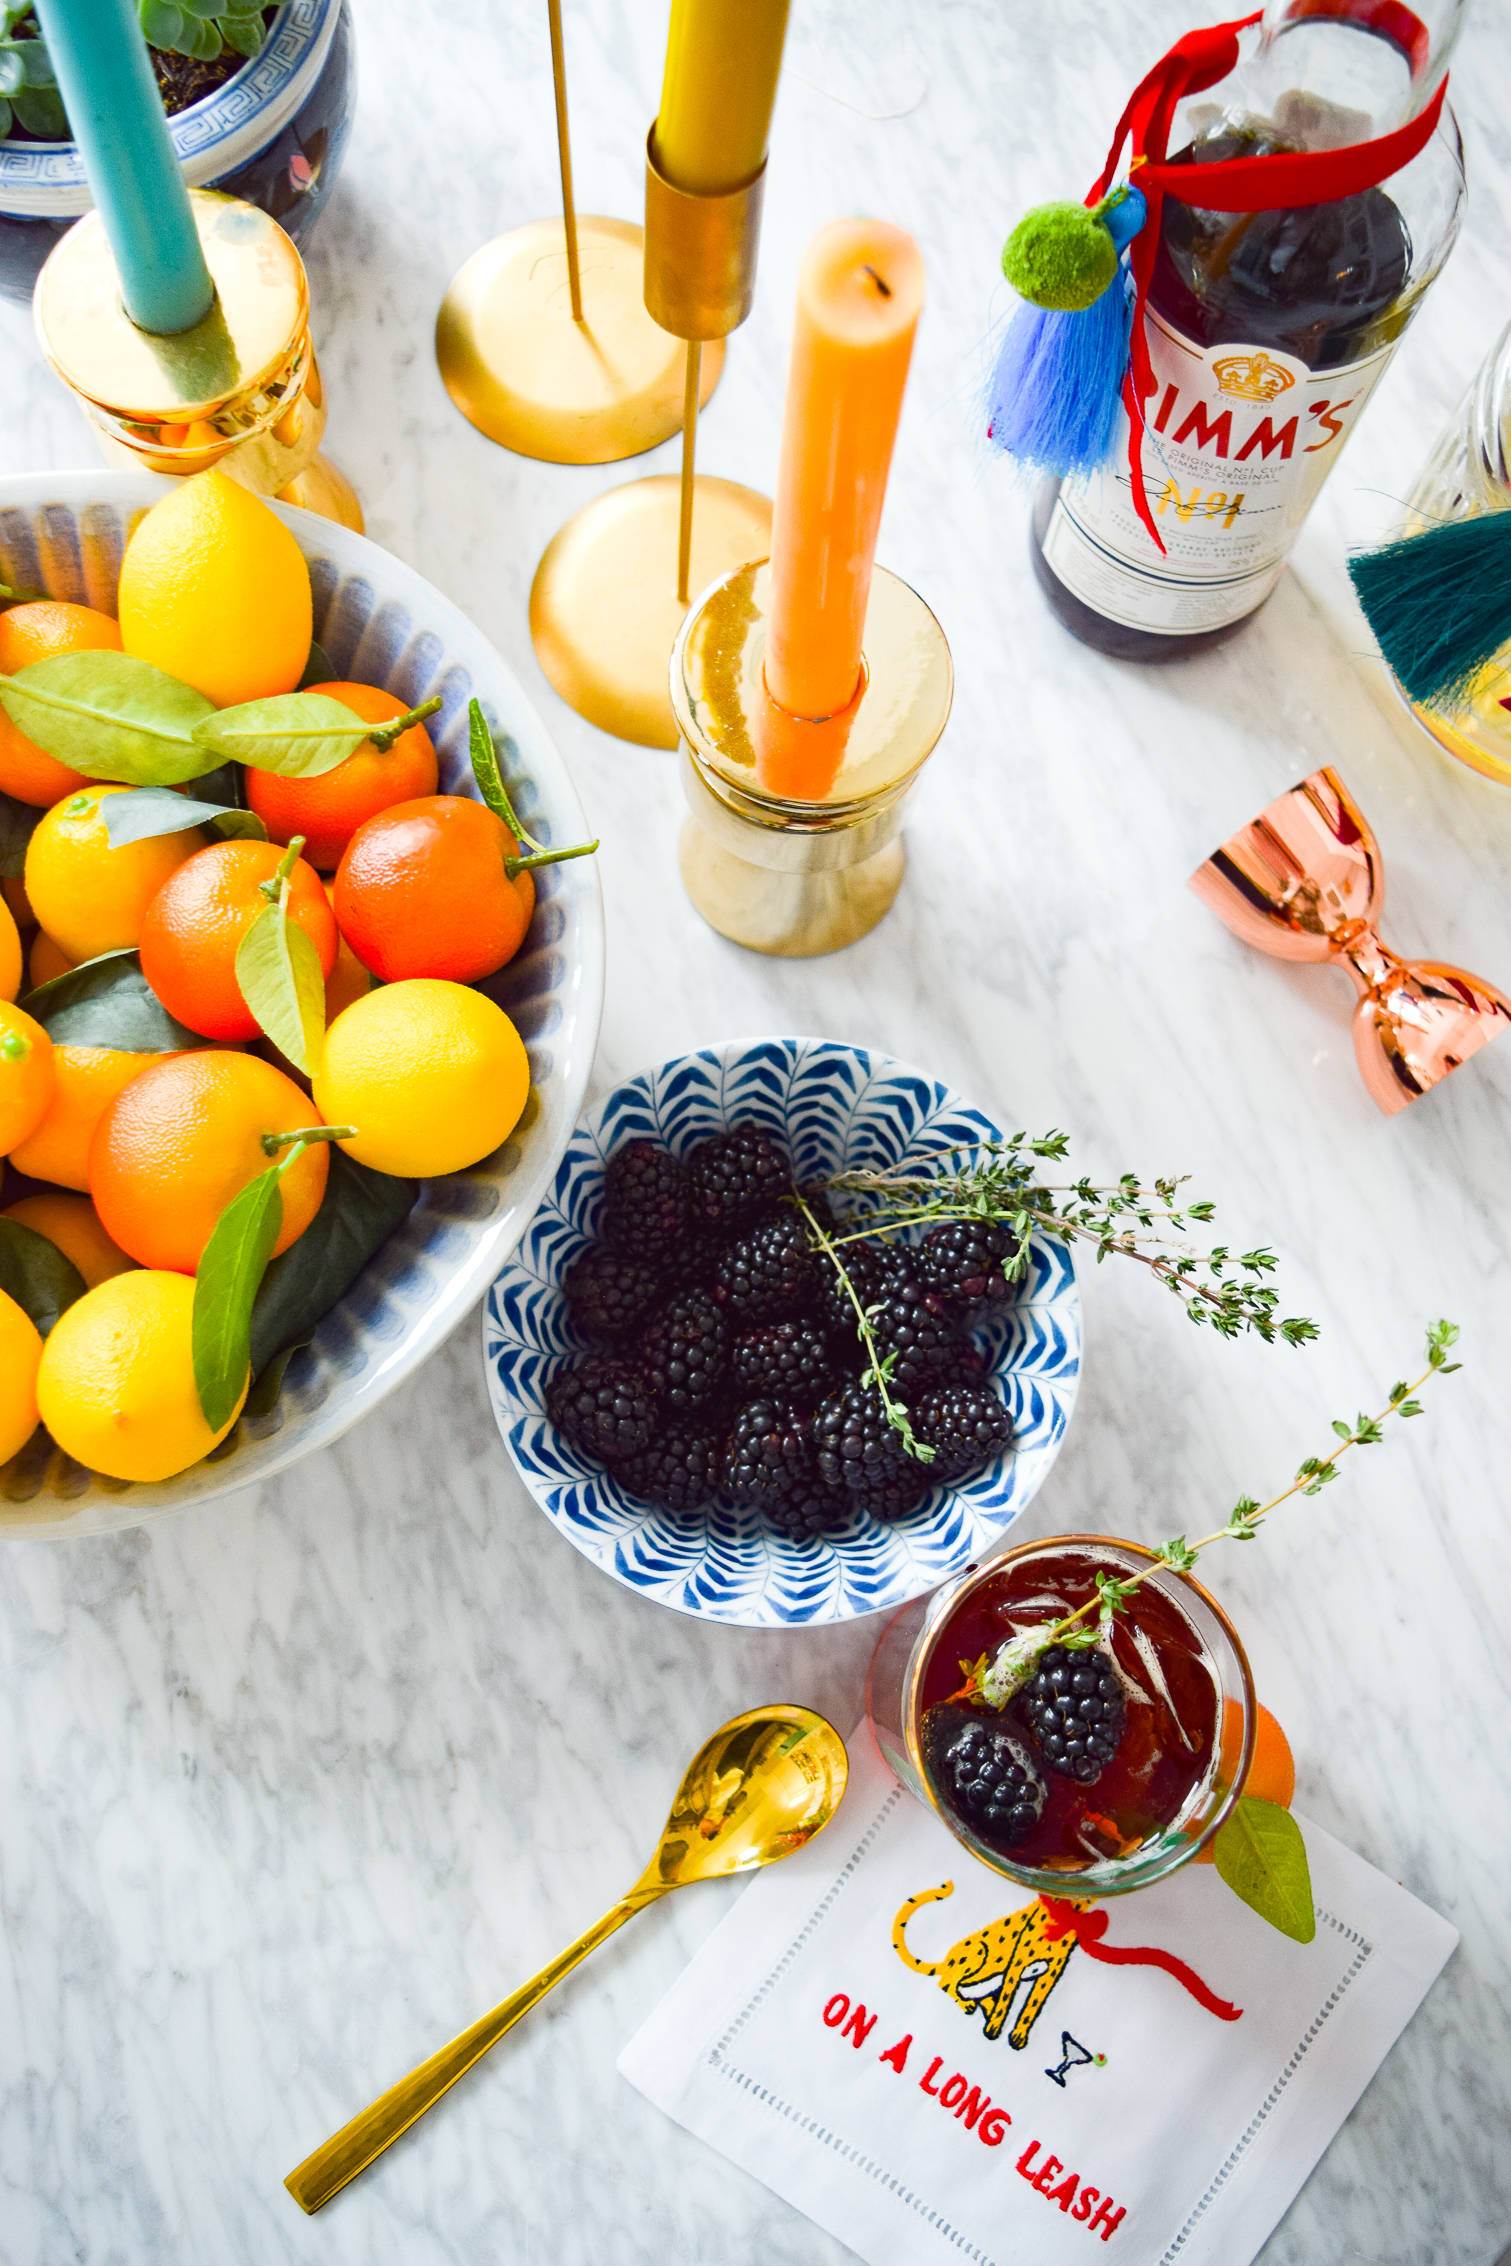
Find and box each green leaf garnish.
[0,783,40,879]
[193,692,443,777]
[296,640,334,691]
[0,1218,86,1338]
[191,1163,287,1434]
[467,696,599,879]
[1212,1796,1316,1943]
[0,652,214,785]
[235,866,327,1076]
[100,786,266,848]
[20,948,207,1052]
[248,1149,417,1384]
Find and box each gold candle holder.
[33,189,361,529]
[435,0,718,464]
[672,559,953,956]
[529,136,773,749]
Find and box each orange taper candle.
[764,220,925,727]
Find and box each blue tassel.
[985,186,1145,482]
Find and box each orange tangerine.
[334,797,535,983]
[0,1000,54,1154]
[0,892,19,1002]
[0,600,122,805]
[1198,1702,1295,1862]
[138,839,338,1041]
[89,1051,329,1273]
[245,682,440,870]
[8,1045,175,1191]
[27,931,74,991]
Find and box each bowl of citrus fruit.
[0,469,603,1537]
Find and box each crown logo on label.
[1211,352,1295,402]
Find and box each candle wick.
[861,264,893,299]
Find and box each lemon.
[0,1000,54,1155]
[313,977,530,1178]
[0,1286,43,1465]
[0,892,19,1002]
[24,785,203,964]
[1,1193,136,1288]
[118,470,312,707]
[9,1043,174,1191]
[37,1270,246,1483]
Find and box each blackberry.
[869,1279,966,1397]
[916,1217,1017,1315]
[563,1243,662,1342]
[1019,1645,1128,1783]
[921,1702,1047,1852]
[714,1210,817,1322]
[761,1483,855,1542]
[723,1397,814,1504]
[813,1379,932,1519]
[732,1319,836,1407]
[544,1357,658,1466]
[602,1141,695,1265]
[913,1382,1014,1483]
[814,1234,904,1347]
[618,1423,724,1515]
[687,1124,791,1230]
[637,1289,729,1414]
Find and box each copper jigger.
[1190,767,1510,1115]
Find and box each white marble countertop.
[4,1,1511,2260]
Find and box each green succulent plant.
[0,0,269,143]
[137,0,267,66]
[0,4,66,142]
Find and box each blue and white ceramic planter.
[0,0,355,304]
[483,1039,1082,1630]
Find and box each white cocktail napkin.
[620,1726,1455,2266]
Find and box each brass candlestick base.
[33,190,361,530]
[531,473,772,746]
[671,561,953,957]
[435,218,724,464]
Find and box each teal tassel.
[1349,513,1511,708]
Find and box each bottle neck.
[1183,0,1464,152]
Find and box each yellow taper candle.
[764,219,926,728]
[653,0,790,195]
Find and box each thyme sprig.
[821,1132,1318,1348]
[952,1321,1461,1708]
[793,1193,934,1463]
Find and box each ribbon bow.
[1039,1895,1243,2021]
[1190,767,1510,1114]
[1085,5,1450,549]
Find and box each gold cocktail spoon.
[284,1704,848,2213]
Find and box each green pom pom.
[1002,202,1118,313]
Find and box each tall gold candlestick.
[435,0,719,465]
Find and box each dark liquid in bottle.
[1031,128,1413,660]
[919,1548,1218,1869]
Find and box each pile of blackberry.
[921,1639,1131,1853]
[545,1129,1017,1540]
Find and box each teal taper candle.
[32,0,214,335]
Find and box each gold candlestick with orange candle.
[435,0,718,465]
[672,219,952,957]
[530,0,788,747]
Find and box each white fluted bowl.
[0,472,604,1539]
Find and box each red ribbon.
[1040,1895,1244,2022]
[1083,5,1450,551]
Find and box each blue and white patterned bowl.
[0,472,604,1540]
[482,1039,1081,1628]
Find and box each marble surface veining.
[3,2,1511,2260]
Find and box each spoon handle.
[284,1882,667,2213]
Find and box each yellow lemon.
[1,1192,136,1288]
[37,1270,246,1483]
[0,892,19,1002]
[313,977,530,1179]
[24,785,203,964]
[0,1000,54,1154]
[9,1044,174,1191]
[0,1285,43,1465]
[27,931,74,990]
[117,470,312,707]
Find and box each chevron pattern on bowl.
[0,473,604,1538]
[483,1039,1081,1628]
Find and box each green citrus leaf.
[100,785,266,848]
[192,1165,284,1432]
[192,692,373,778]
[0,652,214,785]
[1213,1796,1316,1943]
[235,895,326,1075]
[0,1217,86,1337]
[297,640,334,691]
[248,1148,417,1381]
[20,947,206,1051]
[0,783,41,878]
